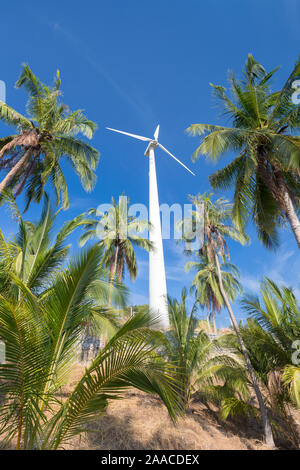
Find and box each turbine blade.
[154,124,160,140]
[157,143,195,176]
[106,127,151,142]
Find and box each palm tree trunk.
[206,314,211,333]
[215,253,275,448]
[212,306,217,334]
[281,186,300,249]
[0,148,32,194]
[118,254,124,282]
[275,169,300,249]
[257,157,300,249]
[282,402,299,448]
[108,244,119,307]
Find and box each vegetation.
[160,290,248,411]
[185,253,242,333]
[180,192,276,446]
[0,65,99,209]
[79,195,152,305]
[0,246,182,449]
[240,279,300,446]
[0,60,299,450]
[0,199,181,450]
[187,54,300,248]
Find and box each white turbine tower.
[106,125,195,330]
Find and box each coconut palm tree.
[239,278,300,446]
[0,194,125,335]
[179,193,249,259]
[0,64,99,209]
[185,253,242,333]
[80,195,153,300]
[187,54,300,248]
[159,290,247,411]
[181,192,275,446]
[0,245,182,449]
[0,194,85,293]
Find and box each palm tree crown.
[187,54,300,248]
[0,194,90,294]
[180,192,248,261]
[80,194,153,282]
[160,290,246,410]
[185,253,242,332]
[0,64,99,209]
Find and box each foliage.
[159,290,248,410]
[185,253,242,332]
[187,54,300,248]
[0,246,183,449]
[241,278,300,410]
[0,194,125,341]
[80,194,153,282]
[179,192,248,261]
[181,192,276,446]
[0,64,99,208]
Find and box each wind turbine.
[106,125,195,330]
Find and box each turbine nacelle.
[106,125,195,176]
[144,139,158,157]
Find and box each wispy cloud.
[49,22,150,123]
[129,291,148,306]
[68,196,96,210]
[166,265,186,282]
[165,240,192,282]
[240,246,300,299]
[283,0,300,38]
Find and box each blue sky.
[0,0,299,327]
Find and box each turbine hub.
[144,140,158,157]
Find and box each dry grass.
[66,392,270,450]
[2,363,298,450]
[61,364,273,451]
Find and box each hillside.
[62,365,299,451]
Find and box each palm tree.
[180,193,249,259]
[0,194,85,293]
[240,278,300,446]
[0,64,99,209]
[0,194,125,336]
[80,195,153,302]
[160,290,247,411]
[185,253,242,333]
[187,54,300,248]
[182,192,275,446]
[0,245,182,449]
